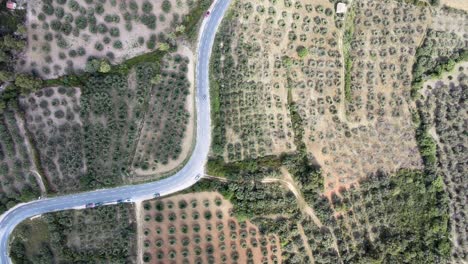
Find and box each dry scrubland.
[22,0,192,78]
[139,192,281,264]
[10,204,137,263]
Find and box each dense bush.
[162,0,172,13]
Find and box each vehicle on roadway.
[153,192,160,198]
[205,11,210,17]
[117,198,132,203]
[85,203,95,208]
[95,202,104,207]
[195,174,201,180]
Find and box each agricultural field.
[0,0,208,216]
[9,203,137,263]
[418,62,467,262]
[19,86,85,193]
[0,106,43,214]
[21,0,198,78]
[139,192,282,264]
[18,63,154,192]
[131,47,195,180]
[207,0,461,262]
[301,0,428,194]
[211,0,429,194]
[17,48,195,192]
[210,0,300,161]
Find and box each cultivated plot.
[139,192,281,264]
[21,0,194,78]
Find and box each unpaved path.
[134,201,143,264]
[262,168,323,227]
[297,222,316,263]
[203,174,229,182]
[29,170,46,195]
[262,167,343,263]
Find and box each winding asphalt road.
[0,0,231,262]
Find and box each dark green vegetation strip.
[415,67,467,260]
[184,179,298,222]
[342,2,355,103]
[208,16,230,157]
[10,204,136,263]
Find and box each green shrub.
[50,20,62,31]
[75,15,88,29]
[140,14,156,29]
[77,47,86,56]
[142,1,153,13]
[97,23,108,34]
[42,4,54,16]
[95,4,104,14]
[125,23,132,31]
[113,40,123,49]
[60,22,73,35]
[38,13,46,21]
[63,13,74,23]
[109,27,120,37]
[162,0,171,13]
[68,0,80,12]
[55,7,65,18]
[94,42,104,51]
[297,46,308,58]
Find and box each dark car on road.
[117,198,132,203]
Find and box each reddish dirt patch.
[138,192,281,264]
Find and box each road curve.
[0,0,231,262]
